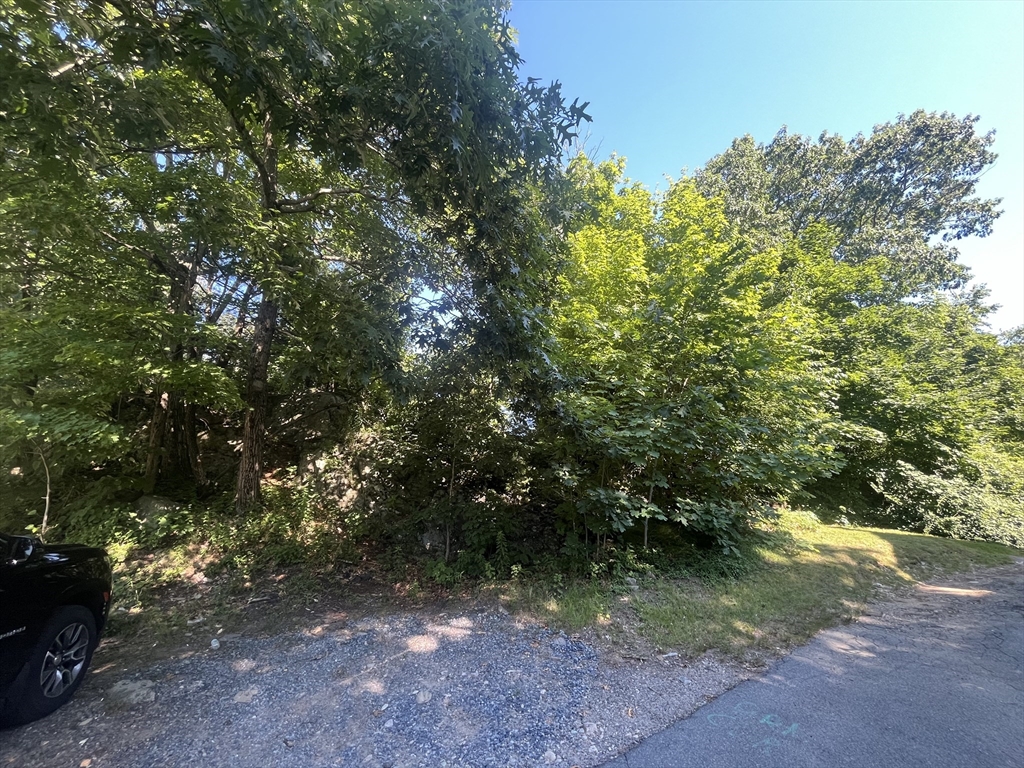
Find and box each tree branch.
[112,142,223,156]
[274,186,403,213]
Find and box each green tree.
[696,111,1002,298]
[810,294,1024,545]
[1,0,588,524]
[696,112,1021,546]
[541,157,843,551]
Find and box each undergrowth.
[4,489,1018,663]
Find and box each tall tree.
[541,157,843,551]
[693,112,1024,545]
[696,111,1002,298]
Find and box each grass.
[503,508,1021,660]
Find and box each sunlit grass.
[509,509,1020,658]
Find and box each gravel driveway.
[0,605,748,767]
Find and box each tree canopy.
[1,0,589,515]
[1,3,1019,566]
[696,111,1002,298]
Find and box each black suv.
[0,533,112,726]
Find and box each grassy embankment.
[504,509,1021,659]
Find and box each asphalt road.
[602,562,1024,768]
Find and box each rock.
[416,690,432,704]
[420,528,445,551]
[550,637,567,650]
[624,577,638,587]
[108,679,156,706]
[584,722,599,738]
[133,496,184,529]
[233,687,259,703]
[543,750,556,764]
[384,719,394,729]
[210,639,220,650]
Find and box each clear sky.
[508,0,1024,333]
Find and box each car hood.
[36,542,109,566]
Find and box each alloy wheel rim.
[40,622,89,698]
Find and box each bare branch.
[112,142,223,156]
[274,186,404,213]
[207,275,243,325]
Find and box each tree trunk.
[35,442,51,541]
[233,106,281,515]
[147,243,204,491]
[235,295,278,514]
[183,401,207,489]
[143,392,169,493]
[168,392,207,491]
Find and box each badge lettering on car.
[0,626,26,640]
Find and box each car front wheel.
[10,606,98,725]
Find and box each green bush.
[871,461,1024,548]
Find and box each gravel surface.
[0,606,749,767]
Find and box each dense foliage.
[695,115,1021,546]
[1,1,1020,580]
[538,157,845,553]
[1,0,587,521]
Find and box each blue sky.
[508,0,1024,333]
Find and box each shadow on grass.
[517,511,1021,660]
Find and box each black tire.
[9,605,98,726]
